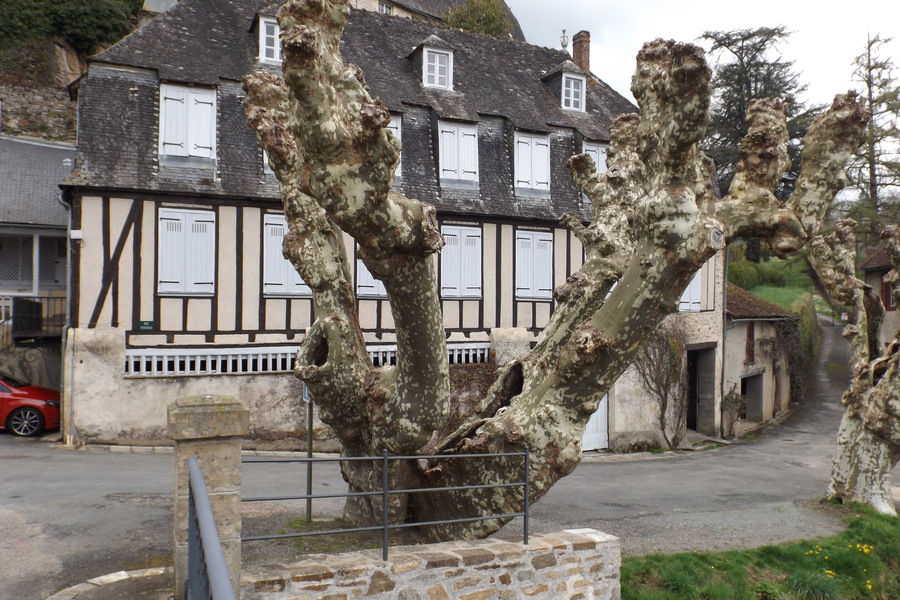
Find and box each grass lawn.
[621,504,900,600]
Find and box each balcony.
[0,296,66,348]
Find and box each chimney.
[572,30,590,72]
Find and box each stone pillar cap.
[168,395,249,440]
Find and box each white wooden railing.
[124,342,491,376]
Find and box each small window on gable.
[424,48,453,90]
[438,120,478,186]
[258,17,281,63]
[264,214,311,296]
[159,84,216,162]
[562,74,586,111]
[378,1,393,14]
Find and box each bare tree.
[242,0,867,539]
[633,320,689,449]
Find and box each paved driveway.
[2,322,898,599]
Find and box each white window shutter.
[679,270,702,312]
[532,137,551,190]
[515,135,532,187]
[158,210,186,293]
[187,89,215,159]
[441,228,461,296]
[534,233,553,297]
[185,212,215,294]
[583,142,609,175]
[160,85,188,157]
[264,218,287,294]
[264,214,311,296]
[516,233,534,296]
[460,228,481,296]
[439,123,459,179]
[357,259,386,296]
[460,124,478,181]
[386,115,401,177]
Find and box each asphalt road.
[2,322,898,599]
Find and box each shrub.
[728,260,760,290]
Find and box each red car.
[0,372,61,437]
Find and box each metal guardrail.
[241,449,530,560]
[186,457,237,600]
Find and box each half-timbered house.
[61,0,724,447]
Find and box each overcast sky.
[505,0,900,108]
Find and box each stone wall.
[242,529,620,600]
[0,83,76,142]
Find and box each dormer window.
[258,17,281,64]
[562,74,586,111]
[378,1,393,14]
[424,48,453,90]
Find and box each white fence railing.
[124,342,492,376]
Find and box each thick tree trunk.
[243,0,869,538]
[829,412,899,514]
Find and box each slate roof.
[93,1,632,140]
[859,246,891,271]
[0,136,73,229]
[340,9,634,141]
[725,283,795,320]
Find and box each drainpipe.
[57,188,75,446]
[719,245,729,439]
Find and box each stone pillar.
[169,395,249,599]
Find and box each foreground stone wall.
[242,529,620,600]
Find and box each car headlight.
[47,400,61,408]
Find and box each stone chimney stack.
[572,30,590,72]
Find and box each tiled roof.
[392,0,526,41]
[0,136,73,229]
[725,283,795,320]
[858,245,891,270]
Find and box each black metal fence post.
[523,446,530,545]
[381,449,390,560]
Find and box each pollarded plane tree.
[242,0,867,539]
[807,221,900,514]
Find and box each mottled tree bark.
[808,222,900,514]
[243,0,869,538]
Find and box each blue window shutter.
[459,124,478,182]
[534,232,553,298]
[187,89,215,159]
[439,122,459,179]
[185,212,215,294]
[679,270,702,312]
[460,228,482,296]
[158,209,186,293]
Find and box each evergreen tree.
[445,0,512,39]
[701,27,820,202]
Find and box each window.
[258,17,281,63]
[515,230,553,299]
[424,48,453,90]
[562,74,586,111]
[514,132,550,193]
[357,260,387,297]
[745,321,756,364]
[263,214,311,296]
[386,113,402,180]
[679,271,702,312]
[378,1,393,14]
[881,277,896,311]
[158,84,216,161]
[0,235,65,290]
[441,225,481,298]
[438,121,478,184]
[158,208,215,295]
[582,141,608,175]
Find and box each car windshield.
[0,372,29,388]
